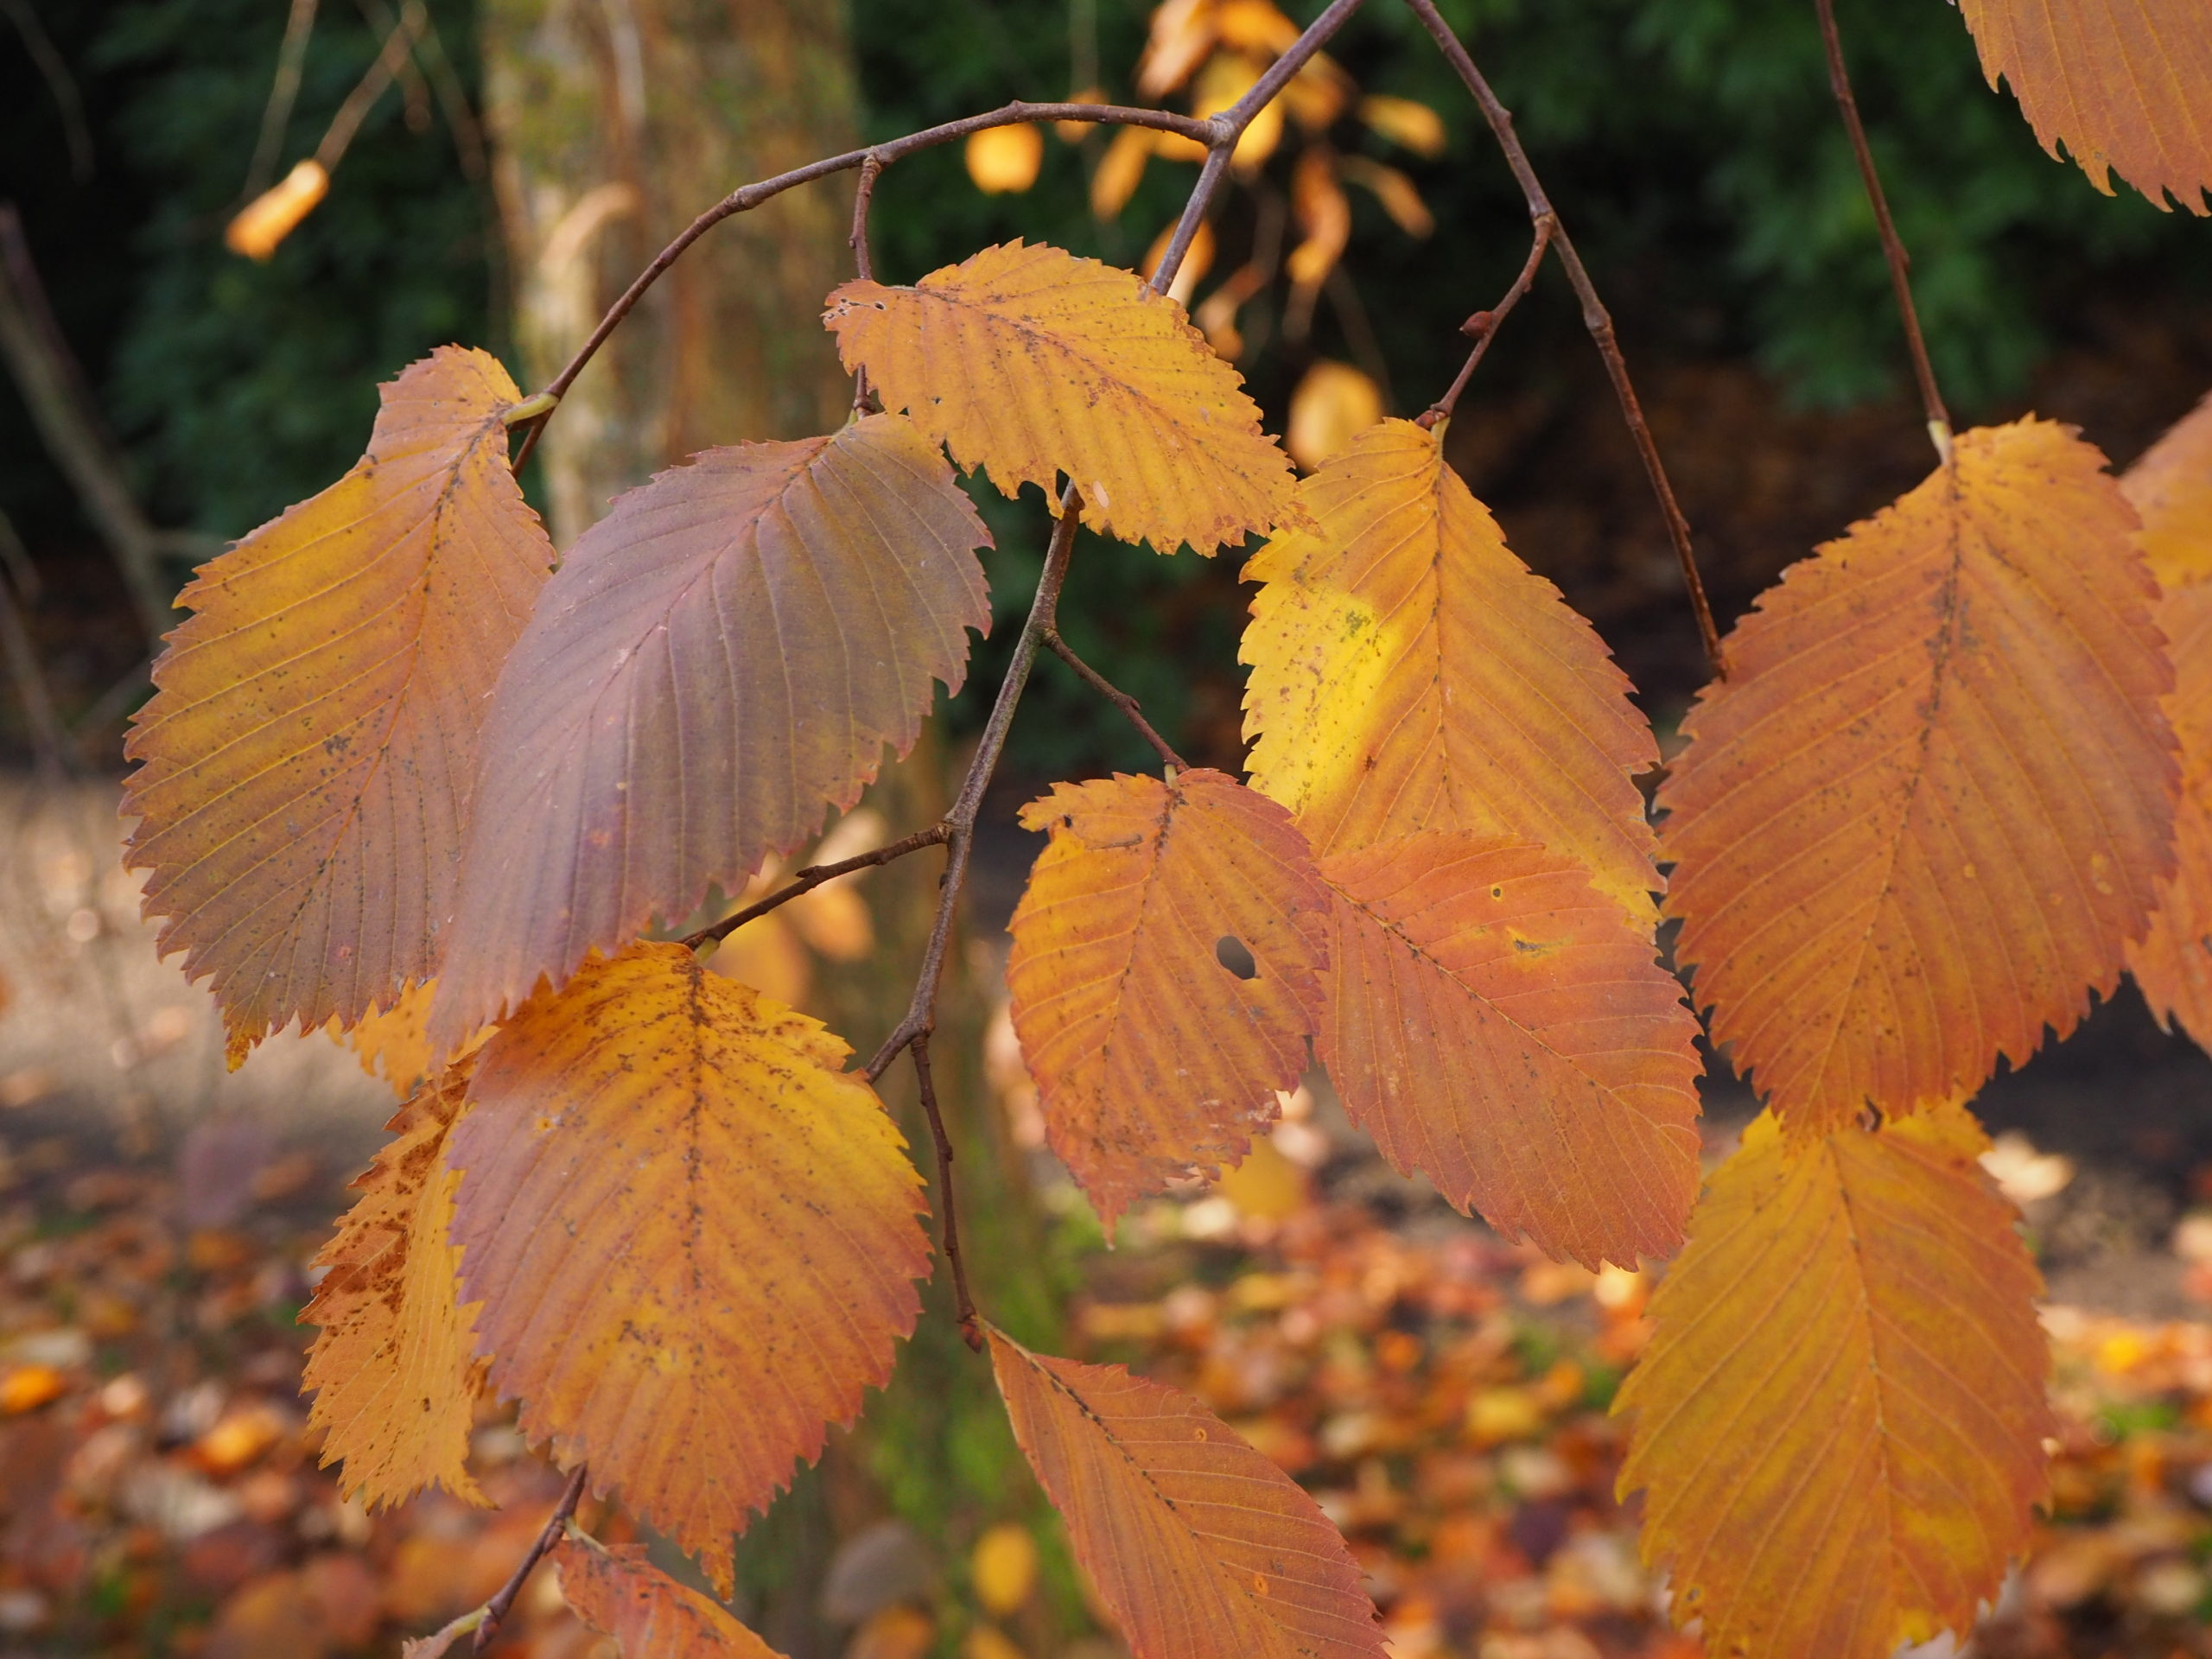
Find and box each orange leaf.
[1955,0,2211,211]
[2126,397,2212,1046]
[1242,419,1660,915]
[225,158,329,259]
[123,347,552,1057]
[1316,833,1701,1268]
[302,1061,486,1509]
[1614,1103,2051,1659]
[1659,418,2176,1137]
[448,942,930,1590]
[556,1536,782,1658]
[966,124,1045,194]
[429,413,988,1049]
[1007,770,1328,1227]
[987,1328,1385,1659]
[824,241,1297,556]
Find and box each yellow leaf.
[225,158,329,259]
[329,980,441,1099]
[1007,770,1328,1228]
[1615,1103,2052,1659]
[824,241,1298,557]
[1955,0,2211,210]
[1357,95,1446,158]
[1338,156,1433,238]
[709,908,813,1009]
[1090,125,1154,219]
[556,1536,784,1658]
[987,1328,1386,1659]
[971,1522,1040,1616]
[1190,53,1280,174]
[1659,419,2177,1137]
[1242,419,1662,914]
[301,1061,486,1509]
[1214,0,1300,54]
[1284,149,1348,293]
[2125,394,2212,588]
[123,347,552,1057]
[448,942,930,1591]
[1137,0,1217,99]
[1213,1134,1307,1222]
[967,124,1045,194]
[1284,360,1382,472]
[428,413,988,1052]
[2126,397,2212,1047]
[1317,833,1701,1268]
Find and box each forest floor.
[3,779,2212,1658]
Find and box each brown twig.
[678,823,951,952]
[849,154,885,413]
[1812,0,1952,462]
[1400,0,1726,678]
[473,1463,588,1654]
[1042,628,1187,769]
[909,1031,981,1347]
[1419,213,1552,429]
[312,1,423,173]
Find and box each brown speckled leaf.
[556,1537,783,1659]
[122,346,551,1056]
[447,942,929,1591]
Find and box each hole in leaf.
[1215,935,1257,980]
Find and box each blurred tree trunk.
[480,0,857,543]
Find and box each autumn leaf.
[1006,770,1328,1227]
[1614,1103,2051,1659]
[446,942,930,1590]
[429,414,988,1051]
[1659,418,2177,1137]
[823,241,1297,556]
[556,1536,782,1659]
[122,346,552,1058]
[331,981,435,1098]
[987,1328,1386,1659]
[1317,832,1700,1268]
[1242,419,1660,915]
[1955,0,2212,211]
[2127,397,2212,1047]
[301,1060,486,1509]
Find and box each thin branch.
[1812,0,1951,462]
[864,497,1083,1095]
[678,823,950,952]
[1400,0,1727,678]
[313,1,423,172]
[849,154,884,414]
[1418,213,1552,429]
[3,0,92,182]
[909,1032,980,1347]
[0,205,172,640]
[245,0,320,197]
[1042,628,1186,769]
[473,1463,588,1655]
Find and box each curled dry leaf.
[1243,419,1660,915]
[2126,396,2212,1047]
[1007,770,1329,1228]
[556,1536,782,1659]
[1317,832,1701,1268]
[1660,418,2177,1137]
[430,414,988,1050]
[123,346,552,1059]
[823,240,1297,556]
[1955,0,2212,211]
[1615,1103,2052,1659]
[987,1327,1386,1659]
[302,1059,486,1509]
[447,942,930,1591]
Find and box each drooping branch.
[1812,0,1952,462]
[678,823,950,953]
[1418,212,1552,429]
[908,1030,980,1345]
[1042,627,1188,770]
[472,1462,588,1654]
[1399,0,1727,678]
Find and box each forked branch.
[1400,0,1727,678]
[1812,0,1953,462]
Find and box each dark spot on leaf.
[1215,935,1257,980]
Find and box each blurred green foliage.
[1,0,2205,765]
